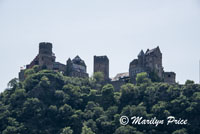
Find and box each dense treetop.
[0,67,200,134]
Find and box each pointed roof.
[67,58,71,61]
[72,55,86,67]
[73,55,81,61]
[138,50,144,57]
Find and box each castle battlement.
[19,43,176,89]
[94,55,109,81]
[39,42,53,55]
[94,55,109,62]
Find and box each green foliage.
[24,68,35,76]
[2,117,24,134]
[7,78,19,89]
[172,128,188,134]
[121,105,148,118]
[90,72,104,90]
[93,72,104,83]
[185,80,194,85]
[149,71,162,82]
[81,124,95,134]
[33,65,40,72]
[61,127,73,134]
[120,83,140,106]
[136,72,151,84]
[0,70,200,134]
[101,84,115,110]
[114,125,142,134]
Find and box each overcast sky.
[0,0,200,92]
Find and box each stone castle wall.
[19,43,176,86]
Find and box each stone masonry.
[19,43,176,89]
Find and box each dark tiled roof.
[72,55,86,67]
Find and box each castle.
[106,47,175,90]
[19,42,176,90]
[19,42,88,81]
[129,46,175,84]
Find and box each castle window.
[168,75,171,78]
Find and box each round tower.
[38,42,54,69]
[39,42,52,55]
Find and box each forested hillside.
[0,67,200,134]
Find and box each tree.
[81,124,95,134]
[7,78,19,89]
[2,117,24,134]
[90,72,104,90]
[114,125,143,134]
[185,80,194,85]
[121,105,148,118]
[24,68,35,76]
[172,128,188,134]
[93,72,104,84]
[136,72,151,84]
[84,119,98,133]
[1,67,200,134]
[61,127,73,134]
[59,104,73,120]
[149,71,162,82]
[120,83,140,106]
[101,84,115,110]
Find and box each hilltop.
[0,68,199,134]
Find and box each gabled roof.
[72,55,86,67]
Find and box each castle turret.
[38,42,55,69]
[65,56,88,78]
[94,55,109,81]
[39,42,52,55]
[144,46,163,79]
[138,50,145,66]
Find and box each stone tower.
[38,42,55,69]
[129,46,164,83]
[65,56,89,78]
[144,46,163,78]
[94,55,109,81]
